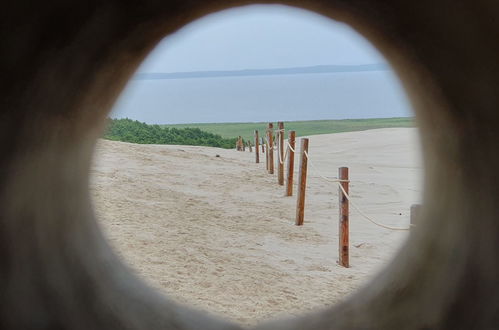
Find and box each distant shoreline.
[133,64,390,81]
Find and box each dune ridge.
[90,127,422,325]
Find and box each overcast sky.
[136,5,387,73]
[110,5,412,124]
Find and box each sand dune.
[90,127,423,325]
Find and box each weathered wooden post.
[277,122,285,185]
[265,135,269,171]
[254,130,260,163]
[275,132,279,170]
[242,138,246,151]
[268,123,274,174]
[236,136,242,151]
[261,137,265,153]
[410,204,421,228]
[248,141,252,152]
[338,167,350,268]
[295,138,309,226]
[286,130,296,196]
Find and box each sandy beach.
[90,127,423,325]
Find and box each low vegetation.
[162,117,414,142]
[104,117,414,149]
[103,118,237,149]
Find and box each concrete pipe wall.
[0,1,498,329]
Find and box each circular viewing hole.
[90,4,423,326]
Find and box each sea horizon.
[110,68,412,125]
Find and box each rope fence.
[264,136,275,150]
[241,122,417,267]
[302,149,410,231]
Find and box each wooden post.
[277,122,284,185]
[410,204,421,228]
[338,167,349,268]
[265,135,269,171]
[261,137,265,153]
[236,136,240,150]
[242,138,245,151]
[275,132,279,170]
[286,130,296,196]
[268,123,274,174]
[248,141,252,152]
[254,130,260,163]
[295,138,309,226]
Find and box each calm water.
[110,71,412,124]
